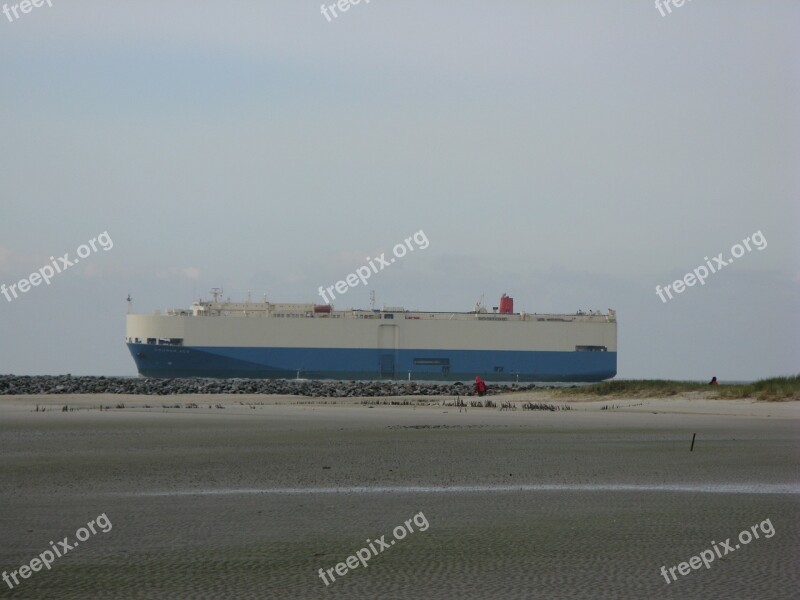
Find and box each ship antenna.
[370,290,376,311]
[474,293,485,312]
[126,294,133,314]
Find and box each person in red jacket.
[474,376,487,397]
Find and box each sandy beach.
[1,393,798,599]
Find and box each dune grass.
[556,375,800,401]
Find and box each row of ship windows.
[127,338,184,346]
[125,341,607,353]
[411,347,608,371]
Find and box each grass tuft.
[556,375,800,401]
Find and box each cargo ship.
[125,292,617,382]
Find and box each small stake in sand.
[690,433,696,452]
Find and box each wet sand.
[1,394,798,599]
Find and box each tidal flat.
[1,394,797,599]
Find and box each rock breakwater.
[0,375,548,397]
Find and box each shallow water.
[135,482,800,497]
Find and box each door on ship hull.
[379,354,395,378]
[377,324,398,379]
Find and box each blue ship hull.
[127,343,616,382]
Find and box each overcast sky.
[1,0,797,381]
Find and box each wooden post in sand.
[690,433,696,452]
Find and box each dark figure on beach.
[474,376,487,397]
[709,376,718,385]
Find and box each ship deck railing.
[161,305,615,323]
